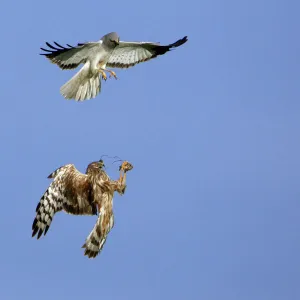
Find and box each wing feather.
[40,41,100,70]
[32,164,97,239]
[106,36,188,69]
[82,193,114,258]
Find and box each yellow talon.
[109,70,118,79]
[101,72,107,81]
[98,69,107,81]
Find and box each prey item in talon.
[120,161,133,172]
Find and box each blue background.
[0,0,299,299]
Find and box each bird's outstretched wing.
[106,36,188,69]
[82,192,114,258]
[32,164,97,239]
[40,42,100,70]
[81,175,130,258]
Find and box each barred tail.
[60,63,101,101]
[82,209,114,258]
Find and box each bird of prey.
[32,159,133,258]
[40,32,188,101]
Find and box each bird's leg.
[106,69,118,79]
[119,172,127,194]
[119,168,124,182]
[121,172,127,187]
[98,68,107,81]
[112,167,126,195]
[113,162,132,195]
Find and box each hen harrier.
[41,32,188,101]
[32,159,133,258]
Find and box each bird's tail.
[82,203,114,258]
[60,63,101,101]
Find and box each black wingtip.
[32,226,38,238]
[35,202,41,212]
[53,41,65,49]
[44,225,50,235]
[37,228,43,239]
[32,218,38,230]
[39,41,76,58]
[171,36,188,48]
[45,42,57,50]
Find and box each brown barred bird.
[32,159,133,258]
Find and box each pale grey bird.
[41,32,188,101]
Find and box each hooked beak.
[110,39,119,46]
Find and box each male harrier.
[41,32,188,101]
[32,159,133,258]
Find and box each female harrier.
[32,159,133,258]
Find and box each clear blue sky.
[0,0,299,299]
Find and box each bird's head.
[86,160,105,174]
[102,32,120,48]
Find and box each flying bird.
[32,159,133,258]
[40,32,188,101]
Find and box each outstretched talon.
[118,161,132,181]
[98,69,107,81]
[107,70,118,79]
[120,161,133,173]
